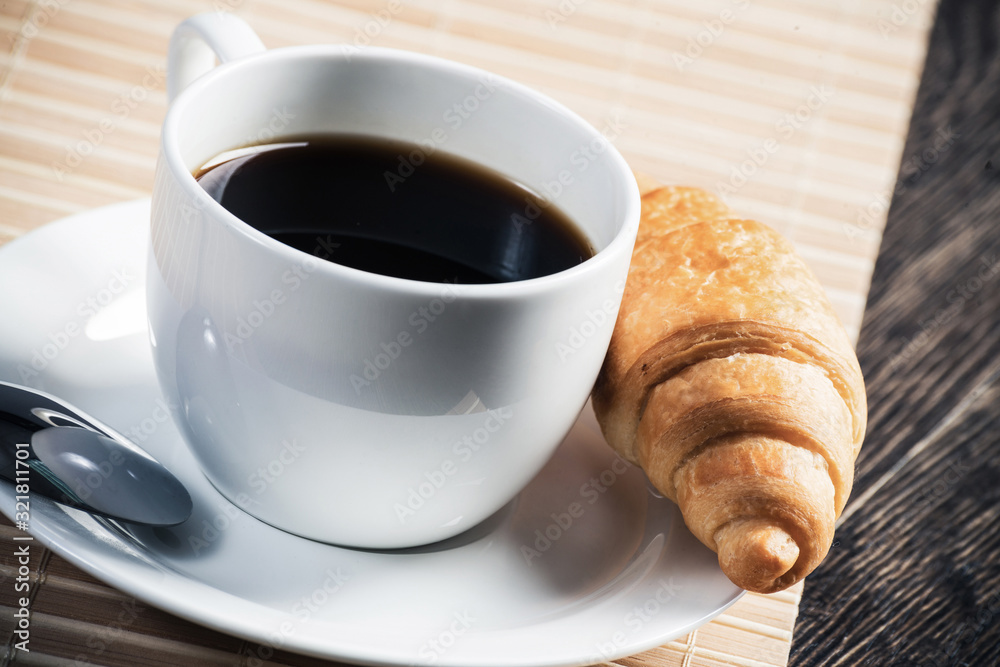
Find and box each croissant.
[592,184,867,594]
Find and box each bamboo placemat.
[0,0,933,665]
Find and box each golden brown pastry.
[593,185,866,594]
[634,185,730,240]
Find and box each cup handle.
[167,12,266,103]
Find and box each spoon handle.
[0,380,112,434]
[0,382,105,505]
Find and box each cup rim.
[161,44,640,298]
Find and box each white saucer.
[0,200,742,667]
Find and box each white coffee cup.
[148,12,640,548]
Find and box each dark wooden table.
[792,0,1000,664]
[0,0,992,665]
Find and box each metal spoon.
[0,380,192,526]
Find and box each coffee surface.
[194,135,594,283]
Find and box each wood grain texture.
[792,0,1000,664]
[0,0,933,665]
[0,0,931,339]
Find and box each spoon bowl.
[0,380,193,526]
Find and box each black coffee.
[194,135,594,284]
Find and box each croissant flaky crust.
[593,184,867,594]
